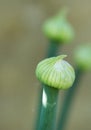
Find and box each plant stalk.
[37,85,59,130]
[47,40,60,57]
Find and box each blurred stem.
[37,85,59,130]
[47,40,60,57]
[57,67,83,130]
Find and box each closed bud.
[42,9,75,43]
[36,55,75,89]
[74,44,91,71]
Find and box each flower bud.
[42,9,75,43]
[36,55,75,89]
[74,44,91,71]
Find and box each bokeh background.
[0,0,91,130]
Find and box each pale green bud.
[42,9,75,43]
[36,55,75,89]
[74,44,91,71]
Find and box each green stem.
[47,40,60,57]
[38,85,59,130]
[57,68,83,130]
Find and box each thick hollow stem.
[57,68,83,130]
[38,85,59,130]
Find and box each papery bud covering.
[36,55,75,89]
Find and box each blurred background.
[0,0,91,130]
